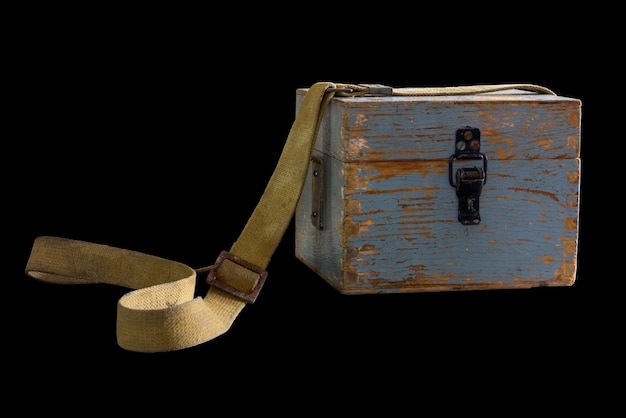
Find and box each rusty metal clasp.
[449,127,488,225]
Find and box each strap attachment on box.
[328,84,393,97]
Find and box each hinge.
[311,156,324,230]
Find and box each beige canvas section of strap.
[391,83,556,96]
[24,82,556,352]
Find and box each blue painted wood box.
[294,87,582,294]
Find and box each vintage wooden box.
[294,86,581,294]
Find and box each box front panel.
[336,157,580,293]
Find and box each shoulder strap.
[25,82,556,352]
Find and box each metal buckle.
[206,251,268,303]
[359,84,393,96]
[327,84,393,96]
[326,88,354,93]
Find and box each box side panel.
[295,151,345,291]
[337,158,580,293]
[326,97,581,162]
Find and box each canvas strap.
[25,82,556,352]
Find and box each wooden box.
[294,87,581,294]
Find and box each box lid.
[296,89,581,162]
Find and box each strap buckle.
[327,84,393,97]
[358,83,393,96]
[206,251,268,303]
[327,87,354,93]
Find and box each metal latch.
[448,127,488,225]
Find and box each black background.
[8,6,615,413]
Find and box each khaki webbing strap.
[25,81,556,352]
[26,81,340,352]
